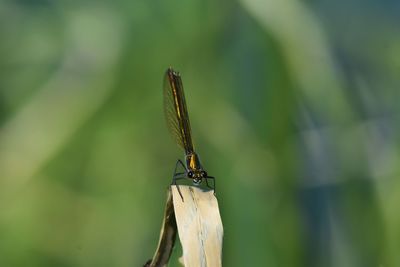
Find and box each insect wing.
[163,68,194,154]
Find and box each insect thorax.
[185,152,202,171]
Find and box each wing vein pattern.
[163,68,194,154]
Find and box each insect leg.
[172,175,186,202]
[173,159,186,177]
[205,176,216,195]
[171,159,188,201]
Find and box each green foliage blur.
[0,1,399,266]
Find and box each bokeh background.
[0,0,399,266]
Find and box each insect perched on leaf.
[163,67,215,200]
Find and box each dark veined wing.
[163,68,194,154]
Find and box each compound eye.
[187,171,193,178]
[201,171,207,178]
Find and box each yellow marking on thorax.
[187,153,201,170]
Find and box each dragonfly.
[163,67,215,201]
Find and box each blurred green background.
[0,0,399,266]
